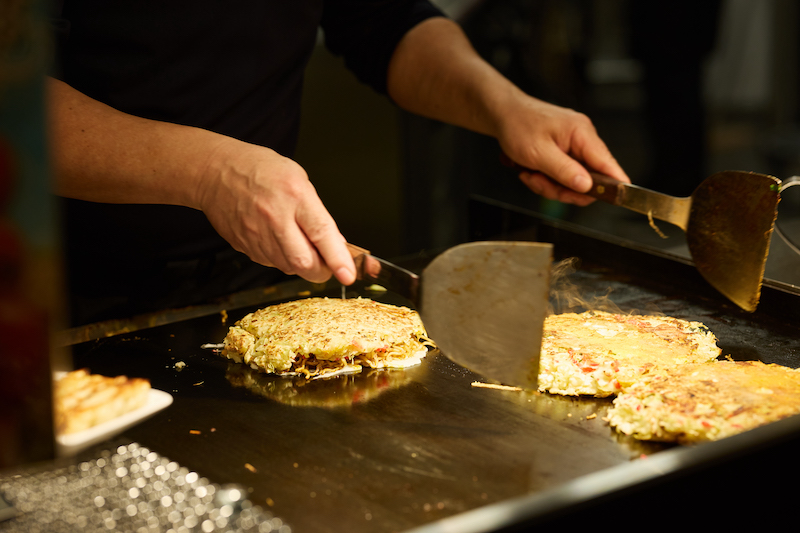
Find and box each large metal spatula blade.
[684,171,780,312]
[586,170,780,312]
[420,242,552,389]
[350,242,552,389]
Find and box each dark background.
[295,0,800,286]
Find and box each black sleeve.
[320,0,446,94]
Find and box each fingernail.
[336,266,355,285]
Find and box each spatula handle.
[346,243,370,258]
[586,172,626,204]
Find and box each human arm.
[386,17,629,205]
[47,77,356,284]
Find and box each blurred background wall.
[295,0,800,284]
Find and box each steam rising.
[548,257,662,317]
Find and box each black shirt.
[54,0,443,325]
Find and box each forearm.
[386,16,628,204]
[386,17,521,138]
[47,77,356,284]
[48,77,227,209]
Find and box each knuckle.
[573,110,590,122]
[282,176,311,199]
[305,220,339,245]
[517,144,544,170]
[286,251,316,274]
[570,110,592,126]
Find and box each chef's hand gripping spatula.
[502,154,781,312]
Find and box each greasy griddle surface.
[68,220,800,532]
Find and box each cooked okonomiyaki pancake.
[608,360,800,444]
[539,310,721,397]
[222,297,434,379]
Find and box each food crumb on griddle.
[366,284,387,292]
[201,343,224,350]
[470,381,522,391]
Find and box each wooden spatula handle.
[587,172,625,205]
[346,243,370,258]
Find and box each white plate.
[55,381,173,457]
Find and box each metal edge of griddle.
[468,193,699,269]
[56,278,334,347]
[404,408,800,532]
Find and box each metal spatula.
[587,171,780,312]
[502,154,781,311]
[348,242,552,389]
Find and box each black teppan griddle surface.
[67,212,800,532]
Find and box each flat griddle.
[56,200,800,531]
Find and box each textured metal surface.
[23,210,800,532]
[58,286,659,533]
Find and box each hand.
[385,18,626,206]
[195,138,356,285]
[496,96,629,206]
[47,78,356,285]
